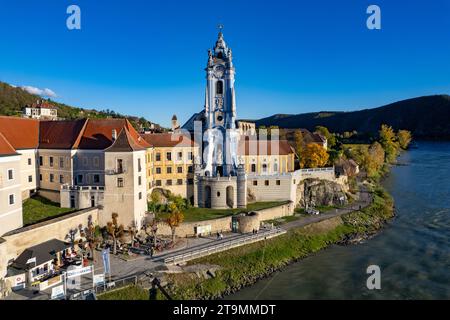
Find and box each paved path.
[282,184,372,231]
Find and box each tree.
[301,143,329,168]
[292,129,304,161]
[315,126,336,148]
[379,124,400,163]
[165,203,184,243]
[106,213,124,255]
[397,130,412,149]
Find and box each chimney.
[112,129,117,141]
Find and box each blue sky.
[0,0,449,127]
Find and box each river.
[228,142,450,299]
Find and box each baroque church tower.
[194,29,247,209]
[203,31,240,177]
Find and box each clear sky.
[0,0,449,127]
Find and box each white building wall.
[0,155,23,236]
[16,149,38,199]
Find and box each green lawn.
[98,285,149,300]
[23,196,73,226]
[156,201,288,222]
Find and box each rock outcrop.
[297,178,348,208]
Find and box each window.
[166,179,172,186]
[39,174,42,181]
[177,179,183,185]
[188,166,193,173]
[187,178,194,185]
[28,158,32,165]
[82,157,88,166]
[77,175,83,184]
[188,152,193,160]
[49,157,54,167]
[265,180,269,186]
[216,81,223,95]
[7,169,14,180]
[262,164,268,173]
[251,164,256,173]
[117,178,124,187]
[177,166,183,174]
[156,167,161,174]
[139,192,142,200]
[93,174,100,183]
[274,163,278,172]
[138,176,142,186]
[167,167,172,174]
[39,156,43,166]
[138,158,142,172]
[253,180,258,186]
[156,153,161,161]
[116,159,123,173]
[276,180,281,186]
[93,157,100,167]
[177,152,183,161]
[91,196,95,207]
[28,175,33,183]
[50,174,54,183]
[217,191,221,197]
[9,194,15,205]
[166,152,172,161]
[156,180,162,186]
[60,157,64,168]
[60,175,64,184]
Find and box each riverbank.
[159,184,394,300]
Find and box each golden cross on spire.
[217,23,224,33]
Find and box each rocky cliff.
[297,178,348,208]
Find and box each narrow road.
[283,183,372,231]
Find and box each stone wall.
[156,215,232,238]
[156,202,294,238]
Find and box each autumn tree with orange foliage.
[300,143,329,168]
[166,203,184,243]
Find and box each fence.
[68,275,137,300]
[94,275,138,294]
[164,228,286,265]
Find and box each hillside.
[0,81,162,130]
[255,95,450,139]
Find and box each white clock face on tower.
[213,65,225,78]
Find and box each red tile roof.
[0,132,18,157]
[74,119,150,150]
[39,119,87,149]
[0,116,39,150]
[238,139,294,156]
[105,128,148,152]
[141,132,196,147]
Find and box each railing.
[94,275,138,294]
[298,166,334,173]
[105,169,126,175]
[68,275,138,300]
[164,228,286,265]
[61,185,105,191]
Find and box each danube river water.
[228,142,450,300]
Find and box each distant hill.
[0,81,163,131]
[254,95,450,139]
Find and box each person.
[216,232,220,240]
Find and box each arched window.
[216,81,223,95]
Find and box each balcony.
[61,185,105,191]
[105,168,127,175]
